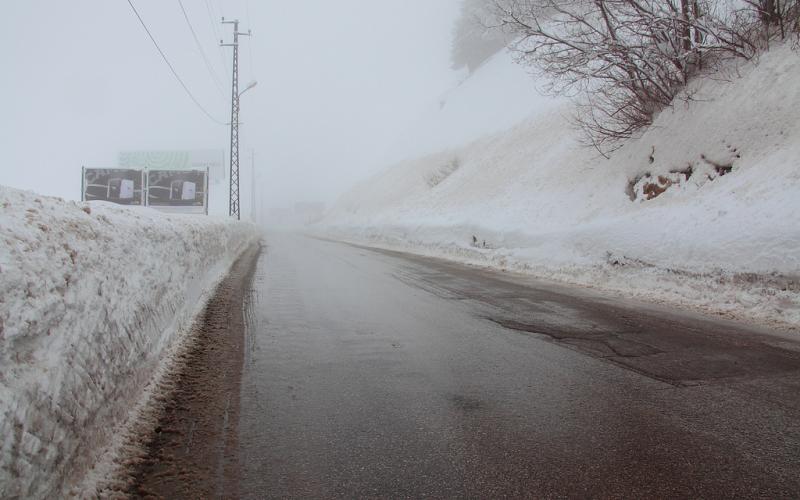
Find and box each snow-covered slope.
[384,49,561,163]
[0,186,260,498]
[324,45,800,329]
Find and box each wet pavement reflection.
[237,234,800,498]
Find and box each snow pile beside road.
[0,186,259,498]
[323,44,800,329]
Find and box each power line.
[244,0,256,81]
[125,0,225,125]
[177,0,227,99]
[205,0,230,73]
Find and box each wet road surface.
[237,234,800,498]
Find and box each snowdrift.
[0,186,260,497]
[324,45,800,329]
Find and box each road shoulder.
[122,243,261,498]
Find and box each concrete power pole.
[220,18,250,220]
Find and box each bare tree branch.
[490,0,776,153]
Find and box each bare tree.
[744,0,800,40]
[492,0,761,154]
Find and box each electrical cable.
[177,0,227,99]
[205,0,230,74]
[244,0,256,81]
[125,0,226,125]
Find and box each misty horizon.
[0,0,463,210]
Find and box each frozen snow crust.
[324,44,800,330]
[0,186,259,497]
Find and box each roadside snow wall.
[0,186,260,498]
[323,44,800,330]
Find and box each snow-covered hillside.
[384,50,561,163]
[0,186,260,498]
[323,45,800,330]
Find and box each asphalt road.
[236,234,800,498]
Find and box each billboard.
[146,169,208,214]
[82,168,145,205]
[119,150,224,184]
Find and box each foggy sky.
[0,0,460,210]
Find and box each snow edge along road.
[78,240,263,498]
[318,228,799,333]
[0,185,262,498]
[123,242,262,498]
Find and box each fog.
[0,0,460,216]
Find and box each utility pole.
[250,149,257,222]
[220,18,250,220]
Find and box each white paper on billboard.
[119,179,134,199]
[181,182,196,200]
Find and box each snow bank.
[323,45,800,330]
[0,186,260,497]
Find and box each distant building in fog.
[294,202,326,225]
